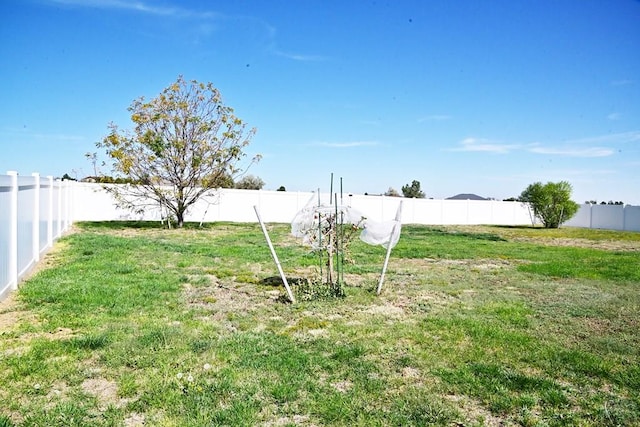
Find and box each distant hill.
[446,193,487,200]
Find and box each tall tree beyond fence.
[2,174,639,301]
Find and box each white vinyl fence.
[3,175,639,301]
[564,203,640,232]
[1,172,73,301]
[69,182,535,225]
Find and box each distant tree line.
[585,200,624,205]
[382,180,425,198]
[75,172,267,190]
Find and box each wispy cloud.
[561,131,640,145]
[311,141,379,148]
[611,79,635,86]
[265,24,327,62]
[607,112,622,121]
[418,114,452,122]
[528,146,614,158]
[49,0,188,16]
[450,137,520,154]
[271,49,328,62]
[450,131,639,158]
[47,0,325,61]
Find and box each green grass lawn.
[1,222,639,426]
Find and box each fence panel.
[17,175,36,278]
[39,177,50,253]
[623,206,640,232]
[0,174,13,299]
[1,173,72,301]
[591,205,625,230]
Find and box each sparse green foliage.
[401,180,425,198]
[234,174,265,190]
[277,186,286,192]
[519,181,579,228]
[211,172,235,189]
[96,76,259,227]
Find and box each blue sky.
[1,0,639,204]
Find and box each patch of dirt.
[361,303,405,318]
[512,237,640,251]
[82,377,119,407]
[43,381,71,409]
[14,327,76,344]
[401,366,420,378]
[123,412,146,426]
[306,328,328,337]
[445,394,507,426]
[264,415,316,427]
[330,380,353,393]
[0,293,23,332]
[398,257,514,271]
[184,277,275,331]
[81,377,137,411]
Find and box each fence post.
[56,179,62,237]
[47,176,53,248]
[66,180,70,230]
[62,180,70,232]
[8,171,18,290]
[32,173,40,263]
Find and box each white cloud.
[611,79,635,86]
[607,112,622,121]
[562,131,640,145]
[528,146,614,157]
[265,26,327,62]
[450,137,520,154]
[49,0,185,16]
[48,0,324,61]
[448,131,639,158]
[272,50,328,62]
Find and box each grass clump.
[0,221,638,426]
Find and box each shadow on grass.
[490,225,541,230]
[76,220,252,231]
[415,226,508,242]
[261,276,351,302]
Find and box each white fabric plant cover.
[360,219,401,249]
[291,202,366,249]
[291,196,402,250]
